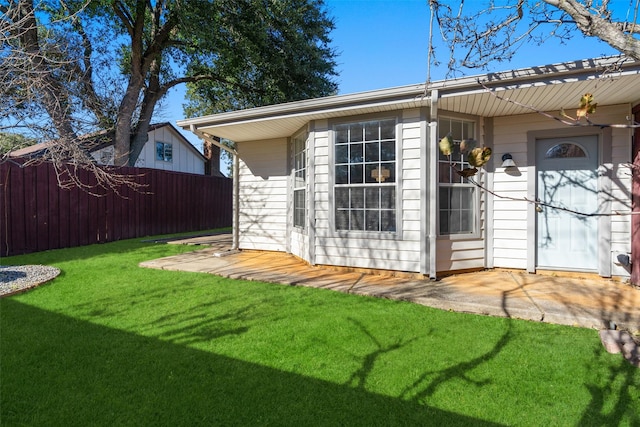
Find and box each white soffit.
[178,56,640,143]
[438,72,640,117]
[192,98,427,142]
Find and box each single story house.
[178,56,640,283]
[10,122,221,176]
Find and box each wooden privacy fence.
[0,162,232,257]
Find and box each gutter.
[176,56,638,132]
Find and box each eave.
[178,56,640,143]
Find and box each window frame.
[156,142,173,162]
[329,113,401,239]
[291,131,308,230]
[437,116,481,239]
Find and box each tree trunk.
[18,0,77,142]
[113,91,137,167]
[113,67,147,166]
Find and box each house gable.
[90,123,206,175]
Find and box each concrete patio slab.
[140,234,640,334]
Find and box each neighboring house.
[10,122,218,176]
[178,56,640,282]
[91,123,208,174]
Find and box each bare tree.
[1,0,338,182]
[0,0,134,191]
[431,0,640,74]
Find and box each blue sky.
[324,0,618,93]
[162,0,619,153]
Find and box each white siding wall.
[237,138,288,252]
[289,228,309,260]
[492,104,632,276]
[233,105,632,277]
[312,110,424,273]
[91,126,205,175]
[609,116,634,278]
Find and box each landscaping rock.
[599,329,640,367]
[622,341,640,368]
[0,265,60,297]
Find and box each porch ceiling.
[438,71,640,118]
[178,57,640,143]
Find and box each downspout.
[190,125,240,251]
[232,153,239,251]
[428,89,439,280]
[632,104,640,286]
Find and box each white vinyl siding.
[491,104,632,277]
[312,110,423,273]
[609,113,633,278]
[145,126,205,173]
[289,230,308,260]
[238,139,288,252]
[229,104,631,278]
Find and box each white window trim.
[292,131,307,231]
[156,141,173,162]
[329,113,403,240]
[437,116,481,240]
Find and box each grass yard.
[1,236,639,426]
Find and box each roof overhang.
[178,56,640,143]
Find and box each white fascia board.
[177,84,427,130]
[189,96,429,134]
[177,55,639,132]
[430,55,639,94]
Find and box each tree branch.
[477,79,640,129]
[543,0,640,60]
[467,173,639,217]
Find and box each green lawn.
[1,236,638,426]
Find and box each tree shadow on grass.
[399,326,511,404]
[67,281,288,348]
[344,317,419,389]
[1,299,501,426]
[579,345,640,426]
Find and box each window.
[545,143,587,159]
[438,117,476,236]
[334,118,396,232]
[156,142,173,162]
[292,133,307,229]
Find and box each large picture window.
[438,117,476,235]
[334,118,396,232]
[292,133,307,229]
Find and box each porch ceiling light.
[501,153,516,168]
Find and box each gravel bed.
[0,265,61,297]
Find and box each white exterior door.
[536,136,599,271]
